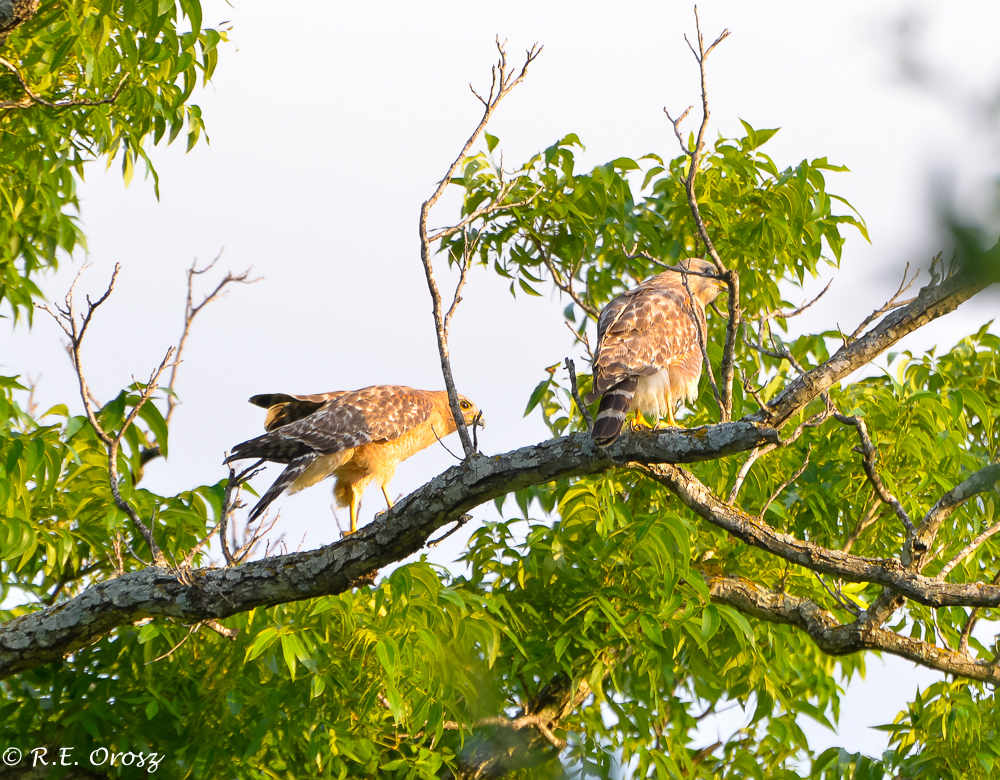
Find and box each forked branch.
[418,38,541,457]
[663,8,740,421]
[0,57,128,111]
[38,265,172,565]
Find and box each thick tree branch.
[904,462,1000,568]
[9,249,995,680]
[708,575,1000,682]
[755,259,998,429]
[641,462,1000,609]
[0,420,775,680]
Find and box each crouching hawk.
[585,258,725,446]
[225,385,483,533]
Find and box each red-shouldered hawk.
[225,386,483,533]
[584,258,724,446]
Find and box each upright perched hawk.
[225,386,483,533]
[585,258,724,446]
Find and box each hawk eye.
[460,400,470,410]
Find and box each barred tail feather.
[248,454,315,522]
[591,377,637,446]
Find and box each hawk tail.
[591,377,637,446]
[224,432,303,466]
[247,455,315,522]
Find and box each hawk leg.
[381,485,394,509]
[346,496,359,536]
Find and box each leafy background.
[2,0,1000,773]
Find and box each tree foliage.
[0,0,223,319]
[2,13,1000,780]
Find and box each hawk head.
[457,395,485,429]
[670,257,726,304]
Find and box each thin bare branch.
[681,268,723,416]
[443,229,473,336]
[168,253,260,427]
[563,321,593,361]
[842,499,883,553]
[812,571,862,617]
[145,623,199,664]
[727,444,775,503]
[835,413,915,535]
[428,514,472,547]
[758,447,810,520]
[419,40,542,458]
[0,57,128,111]
[664,10,738,420]
[939,518,1000,581]
[38,265,172,564]
[747,280,833,322]
[848,263,920,341]
[428,183,539,243]
[219,460,265,566]
[540,247,599,319]
[564,357,593,432]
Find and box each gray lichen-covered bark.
[0,258,997,780]
[1,265,996,682]
[0,420,776,680]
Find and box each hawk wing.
[225,386,437,464]
[250,391,350,431]
[586,282,700,402]
[226,386,441,522]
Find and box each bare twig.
[746,280,833,322]
[444,229,474,336]
[812,571,862,618]
[758,447,810,520]
[432,426,463,461]
[842,499,883,553]
[938,518,1000,581]
[418,39,542,458]
[428,182,538,242]
[727,444,776,503]
[564,357,593,432]
[663,9,739,420]
[146,623,199,664]
[848,263,920,342]
[427,514,473,547]
[38,265,172,565]
[539,245,600,319]
[564,321,593,361]
[835,413,915,535]
[234,513,281,564]
[218,460,265,565]
[0,57,129,111]
[681,267,723,416]
[167,253,260,428]
[740,369,770,413]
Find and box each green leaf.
[485,132,499,152]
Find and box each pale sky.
[4,0,999,762]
